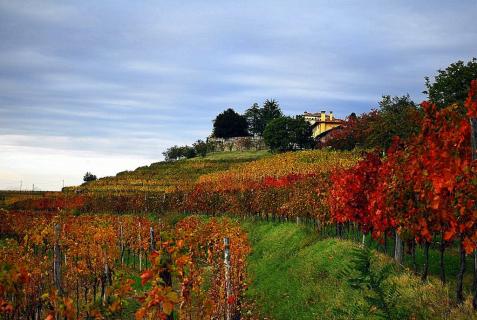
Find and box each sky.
[0,0,476,191]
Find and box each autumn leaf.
[140,270,153,285]
[162,301,174,315]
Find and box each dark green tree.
[181,146,197,159]
[163,145,197,161]
[365,95,422,150]
[163,145,181,161]
[261,99,283,131]
[291,116,315,149]
[212,108,249,138]
[244,99,283,136]
[83,172,97,182]
[193,139,209,157]
[424,58,477,109]
[263,116,313,152]
[244,103,263,136]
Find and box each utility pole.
[62,179,64,189]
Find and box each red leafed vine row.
[0,212,250,319]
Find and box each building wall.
[312,122,342,138]
[207,136,267,152]
[303,111,342,138]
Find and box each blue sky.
[0,0,476,190]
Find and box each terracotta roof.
[310,119,344,128]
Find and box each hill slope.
[67,150,270,193]
[242,220,477,320]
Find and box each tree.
[181,146,197,159]
[263,116,313,152]
[83,172,97,182]
[244,100,283,136]
[261,99,283,133]
[163,145,181,161]
[321,95,422,152]
[291,116,315,149]
[244,103,262,136]
[321,112,379,151]
[365,95,422,150]
[163,145,197,161]
[424,58,477,109]
[212,108,249,138]
[193,140,209,157]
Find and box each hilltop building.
[303,111,343,138]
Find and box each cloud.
[0,1,77,23]
[0,0,476,189]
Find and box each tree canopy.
[83,172,97,182]
[163,145,197,161]
[244,99,283,136]
[244,103,262,136]
[424,57,477,109]
[212,108,249,138]
[321,95,421,151]
[263,116,313,152]
[365,95,422,150]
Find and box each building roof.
[303,111,343,122]
[310,119,344,128]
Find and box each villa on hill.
[303,111,343,138]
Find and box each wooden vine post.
[149,226,155,251]
[120,224,125,265]
[224,237,232,320]
[394,231,403,265]
[139,222,142,271]
[53,223,63,295]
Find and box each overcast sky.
[0,0,476,190]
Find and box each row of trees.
[161,99,314,158]
[162,140,210,161]
[322,58,477,151]
[212,99,283,139]
[212,100,315,152]
[205,58,476,154]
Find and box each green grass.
[190,150,270,161]
[241,221,366,319]
[240,220,477,320]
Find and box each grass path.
[240,220,477,320]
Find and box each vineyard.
[0,211,249,319]
[2,82,477,318]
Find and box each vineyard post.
[224,237,232,320]
[53,223,63,295]
[394,231,403,265]
[120,224,125,265]
[139,222,142,271]
[102,251,109,304]
[470,117,477,308]
[143,182,147,213]
[149,226,155,251]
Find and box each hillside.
[243,220,477,320]
[67,150,271,193]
